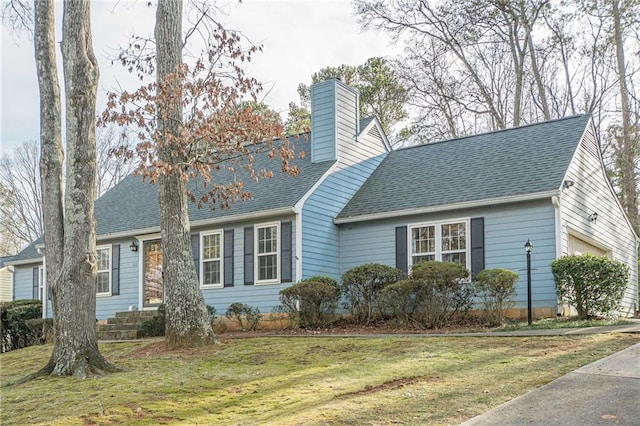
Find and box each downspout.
[552,195,563,316]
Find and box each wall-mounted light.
[129,240,139,252]
[588,212,598,224]
[562,180,575,189]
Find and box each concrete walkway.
[462,342,640,425]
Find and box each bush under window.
[474,268,519,326]
[279,277,339,328]
[341,263,402,324]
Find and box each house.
[7,78,639,319]
[0,256,14,302]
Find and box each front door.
[143,239,164,307]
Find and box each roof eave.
[5,256,43,266]
[96,207,297,241]
[334,190,560,224]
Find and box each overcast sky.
[0,0,398,157]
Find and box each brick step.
[97,310,161,341]
[97,323,140,332]
[97,329,139,341]
[114,310,158,319]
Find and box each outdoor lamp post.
[524,239,533,326]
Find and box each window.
[200,231,223,288]
[410,219,469,269]
[255,222,279,284]
[96,246,111,296]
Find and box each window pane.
[203,260,221,285]
[412,226,435,255]
[258,225,278,254]
[258,254,277,281]
[413,254,435,265]
[442,252,466,265]
[97,271,109,294]
[203,234,220,260]
[442,222,466,251]
[96,248,110,271]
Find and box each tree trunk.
[155,0,215,348]
[612,0,638,233]
[35,0,116,378]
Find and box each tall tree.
[285,58,407,138]
[103,0,300,348]
[154,0,215,348]
[35,0,115,377]
[0,141,43,248]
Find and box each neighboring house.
[7,79,639,319]
[0,256,15,302]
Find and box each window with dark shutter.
[224,229,234,287]
[470,217,485,278]
[281,221,292,283]
[244,227,254,285]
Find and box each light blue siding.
[339,200,559,309]
[95,239,139,319]
[196,215,297,315]
[311,81,337,163]
[560,127,638,316]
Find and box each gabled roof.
[95,138,334,237]
[337,115,591,222]
[5,238,42,265]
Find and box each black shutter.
[32,267,39,300]
[224,229,234,287]
[244,227,254,285]
[191,233,200,280]
[395,226,408,275]
[112,244,120,296]
[281,221,292,283]
[470,217,485,278]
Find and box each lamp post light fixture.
[524,239,533,326]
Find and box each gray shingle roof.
[6,238,42,264]
[337,115,590,220]
[95,138,334,236]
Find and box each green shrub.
[551,254,629,319]
[279,278,339,328]
[378,280,419,325]
[410,261,473,328]
[225,303,261,331]
[474,268,519,326]
[341,263,402,324]
[139,304,166,338]
[0,299,44,352]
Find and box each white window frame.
[255,221,280,285]
[96,245,112,297]
[408,218,471,272]
[200,230,224,289]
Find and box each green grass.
[1,334,638,425]
[493,317,633,332]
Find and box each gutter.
[4,256,44,266]
[334,190,560,224]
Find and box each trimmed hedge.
[474,268,519,326]
[1,299,49,352]
[226,303,261,331]
[341,263,402,324]
[279,277,339,328]
[551,254,629,319]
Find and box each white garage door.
[568,235,608,257]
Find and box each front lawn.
[1,334,638,425]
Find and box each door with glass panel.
[143,239,163,307]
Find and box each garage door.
[568,235,608,256]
